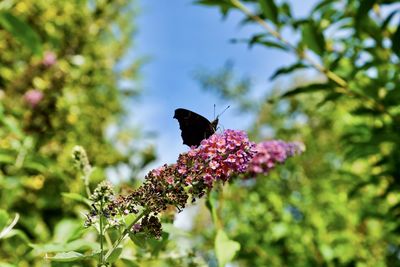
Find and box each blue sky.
[131,1,317,168]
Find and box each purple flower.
[178,129,256,185]
[132,223,141,233]
[113,130,304,239]
[42,51,57,67]
[24,89,43,108]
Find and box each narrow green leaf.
[215,230,240,267]
[106,247,123,263]
[195,0,235,16]
[281,3,292,19]
[62,193,91,206]
[46,251,92,262]
[0,12,42,56]
[22,161,48,173]
[351,107,378,116]
[0,153,15,164]
[259,0,279,25]
[316,92,342,107]
[248,33,268,47]
[381,9,399,31]
[0,213,19,239]
[301,21,326,56]
[3,229,30,243]
[257,40,287,51]
[270,62,308,80]
[392,22,400,58]
[312,0,338,14]
[281,83,333,98]
[31,239,99,253]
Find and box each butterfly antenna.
[217,105,230,119]
[213,104,216,120]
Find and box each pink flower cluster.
[246,140,305,176]
[176,129,256,186]
[23,89,43,108]
[148,130,304,191]
[42,51,57,67]
[121,130,304,238]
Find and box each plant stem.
[104,209,148,261]
[99,199,104,265]
[83,167,92,197]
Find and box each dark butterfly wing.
[174,108,218,147]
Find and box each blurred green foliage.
[0,0,156,265]
[195,0,400,266]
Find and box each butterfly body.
[174,108,218,147]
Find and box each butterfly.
[173,108,218,147]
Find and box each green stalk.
[104,209,148,262]
[99,199,104,265]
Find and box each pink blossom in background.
[24,89,44,108]
[246,140,305,176]
[42,51,57,67]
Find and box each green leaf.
[257,40,288,51]
[146,231,170,256]
[1,116,23,137]
[129,232,148,248]
[301,20,326,56]
[105,247,122,263]
[281,83,333,98]
[312,0,338,13]
[247,33,268,47]
[31,239,99,253]
[381,9,399,31]
[392,22,400,58]
[46,251,94,262]
[234,34,287,51]
[271,223,288,240]
[195,0,235,16]
[62,193,91,206]
[0,12,42,56]
[162,223,190,237]
[270,62,308,80]
[316,92,343,107]
[206,193,219,225]
[0,209,9,230]
[259,0,279,25]
[53,219,84,243]
[215,230,240,267]
[0,152,15,164]
[2,229,30,243]
[0,213,19,239]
